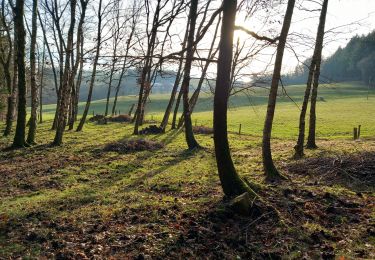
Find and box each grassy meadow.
[0,81,374,258]
[39,81,375,139]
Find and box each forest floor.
[0,120,374,259]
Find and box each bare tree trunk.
[12,0,27,148]
[294,0,328,157]
[171,89,182,129]
[133,0,161,135]
[74,45,84,121]
[214,0,256,198]
[68,0,88,130]
[52,0,76,145]
[0,0,14,137]
[27,0,39,144]
[37,11,59,130]
[111,0,139,115]
[181,0,199,150]
[159,24,189,132]
[306,0,328,149]
[39,40,46,124]
[3,69,13,136]
[262,0,295,181]
[177,19,220,129]
[6,53,18,135]
[76,0,103,132]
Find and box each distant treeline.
[40,69,181,105]
[283,31,375,86]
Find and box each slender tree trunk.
[69,0,88,130]
[293,66,315,158]
[4,30,17,137]
[52,0,76,145]
[262,0,295,181]
[39,40,46,124]
[27,0,39,144]
[214,0,256,198]
[0,2,13,136]
[160,60,184,131]
[306,0,329,149]
[133,0,161,135]
[76,0,102,132]
[74,50,84,121]
[294,0,328,157]
[181,0,199,149]
[37,11,58,127]
[105,48,117,116]
[12,0,27,148]
[39,70,44,123]
[171,89,182,129]
[306,64,320,148]
[52,36,65,130]
[3,69,14,136]
[159,26,188,131]
[177,21,219,129]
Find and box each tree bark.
[262,0,295,181]
[27,0,39,144]
[214,0,256,198]
[307,0,329,149]
[12,0,27,148]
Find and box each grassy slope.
[0,82,374,258]
[41,81,375,138]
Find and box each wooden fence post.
[239,124,242,135]
[353,127,358,140]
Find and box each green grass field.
[39,81,375,139]
[0,81,374,258]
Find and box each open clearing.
[1,82,374,259]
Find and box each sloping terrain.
[0,121,374,259]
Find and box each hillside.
[284,31,375,86]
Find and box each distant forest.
[284,31,375,86]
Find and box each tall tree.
[76,0,103,132]
[104,0,122,116]
[68,0,89,130]
[111,0,139,115]
[213,0,256,198]
[181,0,199,149]
[214,0,256,198]
[39,40,45,124]
[262,0,295,181]
[159,21,189,132]
[0,0,14,137]
[294,0,329,158]
[12,0,27,148]
[306,0,329,149]
[26,0,39,144]
[52,0,77,145]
